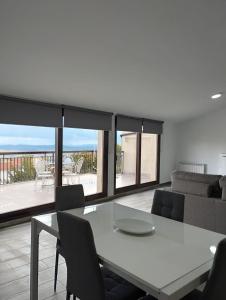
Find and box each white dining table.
[30,202,225,300]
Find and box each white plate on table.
[114,218,155,235]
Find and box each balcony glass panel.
[141,133,158,183]
[62,128,104,196]
[0,124,55,214]
[116,131,137,189]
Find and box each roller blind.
[116,114,143,132]
[64,106,113,131]
[0,95,63,127]
[142,118,163,134]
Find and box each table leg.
[30,219,41,300]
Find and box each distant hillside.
[0,144,97,152]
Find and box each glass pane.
[116,131,137,188]
[0,124,55,214]
[63,128,103,196]
[140,133,158,183]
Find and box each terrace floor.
[0,173,152,214]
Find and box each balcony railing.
[0,150,97,185]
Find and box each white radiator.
[178,162,206,174]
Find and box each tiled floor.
[0,189,156,300]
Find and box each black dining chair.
[57,211,145,300]
[54,184,85,291]
[139,238,226,300]
[151,190,185,222]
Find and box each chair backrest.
[151,190,185,222]
[34,159,46,174]
[75,157,84,173]
[63,156,74,172]
[201,238,226,300]
[63,156,73,165]
[57,212,105,300]
[55,184,85,211]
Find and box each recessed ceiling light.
[211,93,222,100]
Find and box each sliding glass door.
[0,124,55,216]
[114,115,161,194]
[0,97,112,221]
[62,128,107,198]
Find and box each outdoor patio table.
[30,202,225,300]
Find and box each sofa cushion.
[184,195,215,231]
[171,171,222,197]
[172,179,212,197]
[219,176,226,201]
[221,188,226,201]
[215,200,226,234]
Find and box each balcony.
[0,150,138,214]
[0,150,100,214]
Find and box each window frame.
[56,128,109,202]
[114,128,160,195]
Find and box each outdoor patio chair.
[62,156,84,185]
[74,157,84,183]
[34,159,53,187]
[63,156,75,185]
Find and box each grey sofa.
[171,171,226,234]
[219,176,226,201]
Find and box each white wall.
[176,107,226,174]
[160,121,177,183]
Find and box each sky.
[0,125,124,152]
[0,124,98,146]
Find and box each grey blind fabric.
[116,115,143,132]
[64,107,113,131]
[142,119,163,134]
[0,96,63,127]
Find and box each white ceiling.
[0,0,226,122]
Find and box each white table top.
[34,202,225,299]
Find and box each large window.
[0,96,163,221]
[62,128,105,197]
[115,115,161,193]
[0,124,108,219]
[0,124,55,215]
[115,131,159,192]
[0,97,112,222]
